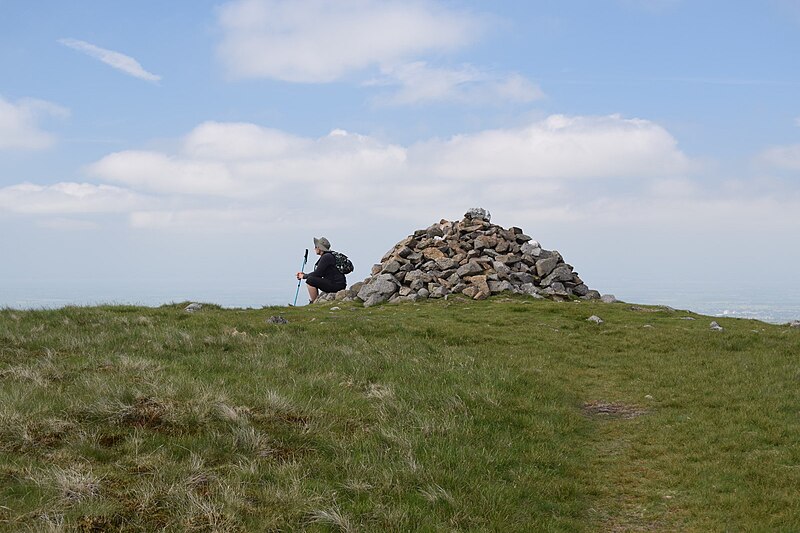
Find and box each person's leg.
[306,283,319,302]
[305,275,327,303]
[306,275,343,302]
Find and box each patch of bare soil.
[582,401,647,420]
[121,397,169,429]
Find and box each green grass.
[1,296,798,531]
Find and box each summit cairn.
[338,208,600,307]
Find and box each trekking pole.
[292,248,309,306]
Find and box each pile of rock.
[318,208,601,307]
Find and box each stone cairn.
[316,208,601,307]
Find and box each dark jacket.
[308,251,346,285]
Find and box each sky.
[1,0,799,312]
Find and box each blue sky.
[1,0,799,308]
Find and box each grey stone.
[474,234,497,249]
[572,284,589,297]
[382,260,402,274]
[425,224,444,238]
[266,316,288,324]
[492,261,511,280]
[349,281,364,295]
[536,256,559,277]
[488,280,514,294]
[464,207,491,222]
[519,283,539,296]
[357,274,398,306]
[583,290,601,300]
[495,254,521,265]
[789,320,800,328]
[462,286,480,299]
[417,288,430,299]
[397,246,414,258]
[550,281,566,293]
[404,270,422,282]
[510,272,534,285]
[364,294,387,307]
[456,261,483,277]
[600,294,618,304]
[541,264,574,286]
[436,257,458,270]
[430,286,449,299]
[710,321,724,331]
[520,242,539,255]
[184,303,203,313]
[587,315,604,324]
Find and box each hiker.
[296,237,346,303]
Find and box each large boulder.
[357,274,399,307]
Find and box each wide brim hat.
[313,236,331,251]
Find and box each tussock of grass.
[1,298,799,531]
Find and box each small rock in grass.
[710,321,723,331]
[645,395,654,400]
[587,315,604,324]
[266,316,288,325]
[330,306,341,311]
[600,294,617,304]
[643,324,654,328]
[184,303,202,313]
[679,316,696,320]
[789,320,800,328]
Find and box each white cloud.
[411,114,690,180]
[757,143,800,171]
[86,115,688,204]
[58,38,161,83]
[216,0,482,82]
[128,208,279,231]
[368,62,544,106]
[647,178,699,197]
[6,114,697,226]
[0,182,145,214]
[89,122,407,197]
[87,151,237,195]
[0,95,69,150]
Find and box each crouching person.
[296,237,346,304]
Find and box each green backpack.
[332,251,354,275]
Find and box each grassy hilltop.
[1,297,799,532]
